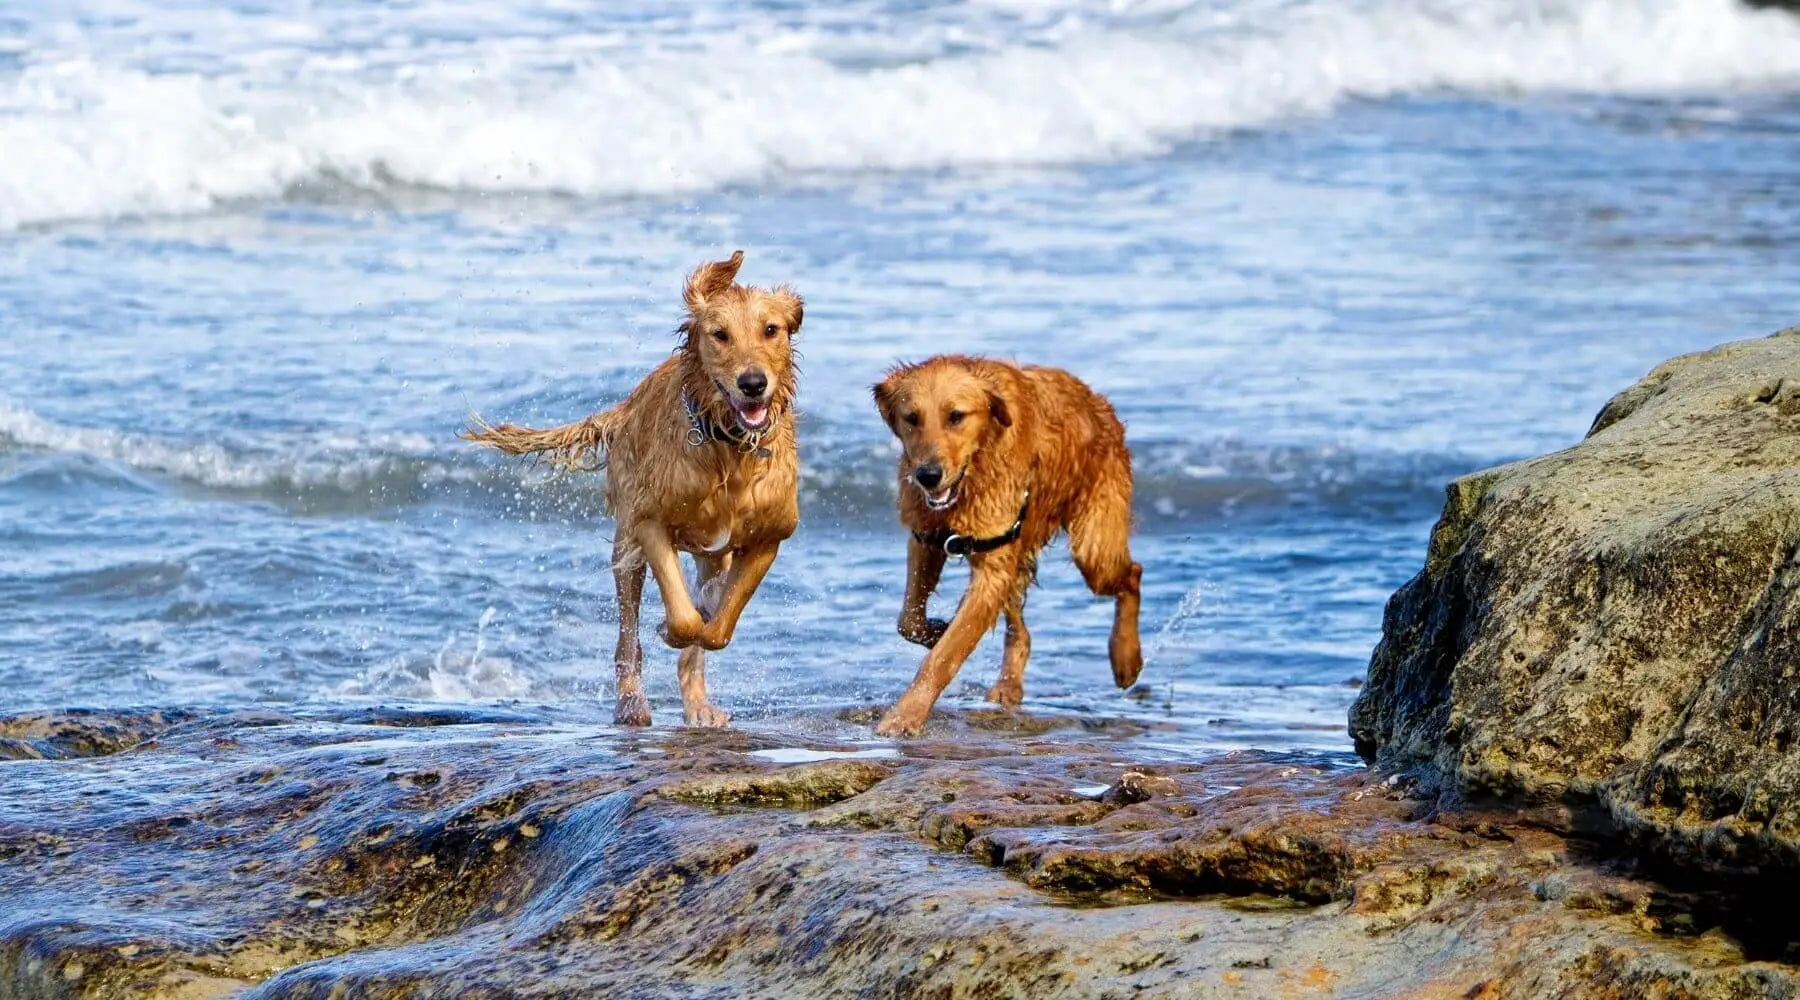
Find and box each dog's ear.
[772,286,804,336]
[871,380,899,432]
[685,250,745,312]
[985,389,1012,429]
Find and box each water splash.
[1145,582,1210,710]
[341,606,533,701]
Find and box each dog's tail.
[459,406,626,471]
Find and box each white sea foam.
[0,398,449,494]
[2,0,1798,229]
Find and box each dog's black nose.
[913,463,943,490]
[736,370,769,399]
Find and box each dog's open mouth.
[717,382,772,432]
[729,397,771,431]
[918,471,963,510]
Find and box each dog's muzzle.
[913,463,961,510]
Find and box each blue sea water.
[1,0,1798,755]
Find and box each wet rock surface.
[1352,328,1800,891]
[3,706,1796,998]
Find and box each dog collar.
[915,490,1030,558]
[682,390,773,458]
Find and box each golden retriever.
[461,251,802,728]
[871,355,1142,737]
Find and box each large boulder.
[1352,327,1800,879]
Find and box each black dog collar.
[682,391,773,458]
[915,491,1030,557]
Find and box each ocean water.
[2,0,1798,756]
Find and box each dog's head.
[679,251,804,432]
[871,357,1013,511]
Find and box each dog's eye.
[946,410,966,426]
[763,323,779,338]
[902,412,920,427]
[711,329,729,343]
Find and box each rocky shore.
[6,329,1800,998]
[0,701,1793,998]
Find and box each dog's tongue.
[732,399,770,429]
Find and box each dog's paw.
[659,613,705,649]
[898,617,949,648]
[984,680,1023,708]
[614,692,652,727]
[873,707,928,738]
[694,623,733,652]
[684,702,733,728]
[1110,635,1144,689]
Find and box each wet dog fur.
[461,251,803,727]
[871,355,1143,737]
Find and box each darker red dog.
[871,355,1143,736]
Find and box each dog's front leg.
[677,554,733,727]
[897,536,949,647]
[694,542,780,651]
[637,521,706,649]
[875,551,1016,737]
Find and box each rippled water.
[2,0,1798,753]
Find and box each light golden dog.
[462,251,802,727]
[871,355,1142,737]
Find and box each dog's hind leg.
[678,555,733,727]
[986,574,1031,708]
[1070,480,1144,690]
[611,537,653,726]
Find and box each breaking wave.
[3,0,1798,228]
